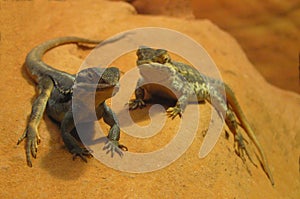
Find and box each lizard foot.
[128,99,146,110]
[17,126,41,167]
[71,146,92,163]
[103,139,128,158]
[166,106,182,119]
[234,133,257,167]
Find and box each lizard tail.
[225,84,274,186]
[25,36,101,82]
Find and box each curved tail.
[225,84,274,185]
[25,36,101,82]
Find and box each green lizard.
[17,36,127,167]
[129,47,274,185]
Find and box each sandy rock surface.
[1,0,299,198]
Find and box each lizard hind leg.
[225,109,257,166]
[17,77,54,167]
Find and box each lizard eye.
[87,73,94,80]
[162,55,169,63]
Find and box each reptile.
[17,36,127,167]
[128,47,274,185]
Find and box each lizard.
[17,36,127,167]
[128,47,274,186]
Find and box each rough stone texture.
[122,0,300,93]
[1,0,299,198]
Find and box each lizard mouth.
[96,83,117,91]
[137,59,152,66]
[73,82,116,92]
[111,83,120,96]
[97,82,119,92]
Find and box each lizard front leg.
[102,103,127,157]
[128,78,146,110]
[166,95,188,119]
[17,77,54,167]
[61,110,91,162]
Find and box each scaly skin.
[17,36,127,167]
[129,47,274,185]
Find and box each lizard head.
[136,47,171,65]
[74,67,120,104]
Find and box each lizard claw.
[128,99,146,110]
[17,127,41,167]
[166,106,182,119]
[71,147,92,163]
[103,139,128,158]
[234,133,257,167]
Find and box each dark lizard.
[17,36,127,167]
[128,47,274,185]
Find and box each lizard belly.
[46,100,71,122]
[143,83,180,101]
[46,88,72,122]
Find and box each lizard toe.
[128,99,146,110]
[166,107,182,119]
[71,147,92,163]
[103,139,127,158]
